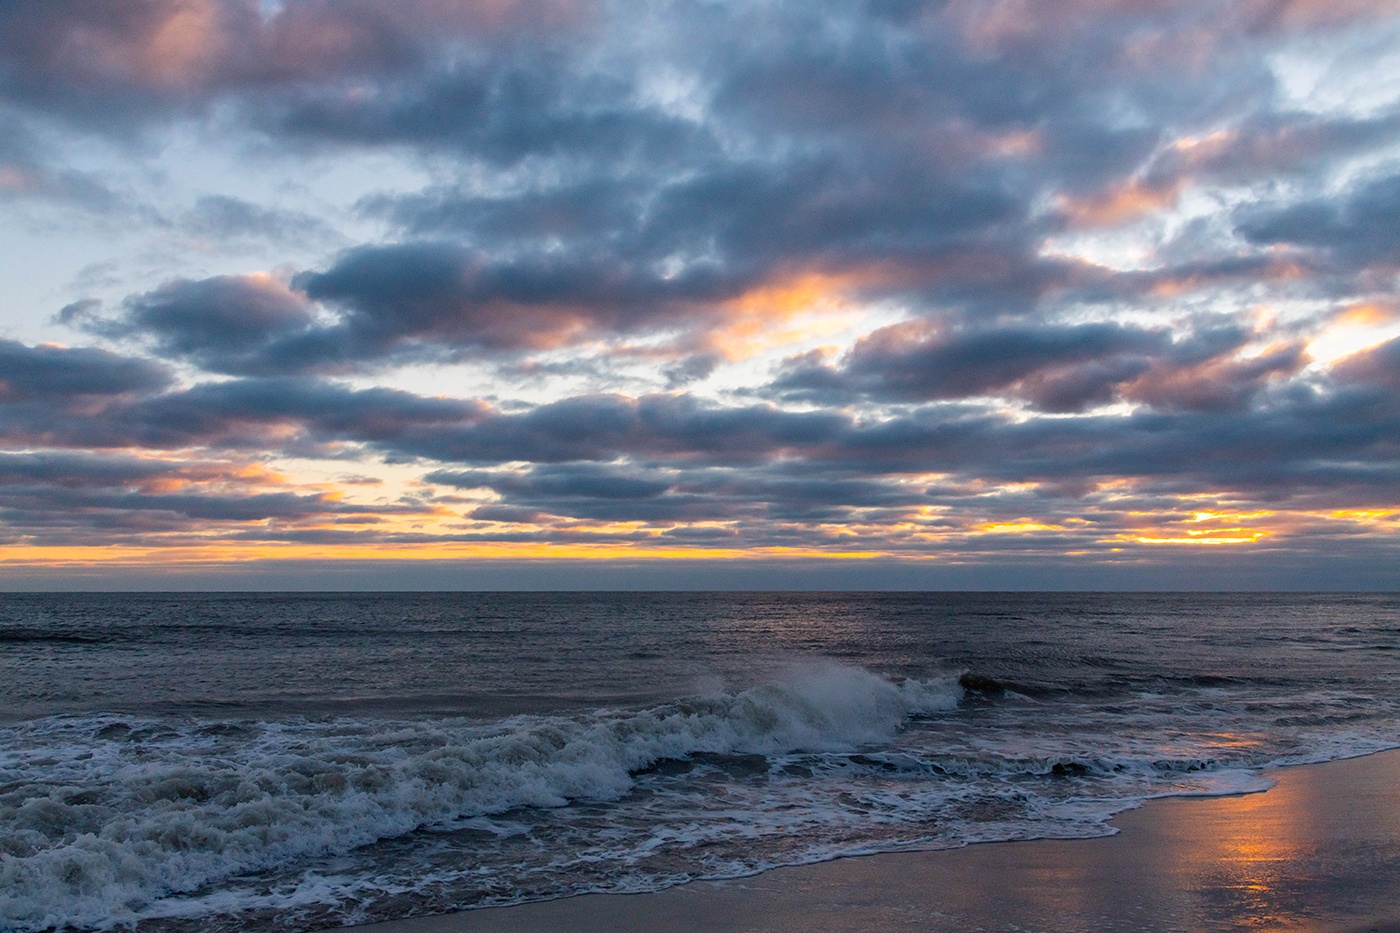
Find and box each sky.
[1,0,1399,590]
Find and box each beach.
[345,748,1400,933]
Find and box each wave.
[0,627,112,645]
[0,662,960,933]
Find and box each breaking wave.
[0,663,959,932]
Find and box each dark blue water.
[2,593,1398,932]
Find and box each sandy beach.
[343,749,1400,933]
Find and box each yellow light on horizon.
[1132,533,1268,546]
[1329,508,1397,521]
[973,521,1065,534]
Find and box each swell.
[955,668,1310,700]
[0,628,113,645]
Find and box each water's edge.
[332,747,1400,933]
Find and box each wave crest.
[0,663,960,932]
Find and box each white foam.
[0,664,961,933]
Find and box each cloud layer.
[2,0,1398,584]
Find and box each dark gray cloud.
[0,0,579,127]
[0,338,170,400]
[430,464,672,502]
[1,320,1393,513]
[771,319,1306,413]
[434,460,924,525]
[1151,109,1400,187]
[109,275,317,375]
[273,53,710,171]
[83,235,750,374]
[1238,170,1400,269]
[296,240,709,353]
[1333,336,1400,390]
[1120,339,1308,413]
[774,321,1167,409]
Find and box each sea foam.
[0,663,960,933]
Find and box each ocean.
[2,592,1398,932]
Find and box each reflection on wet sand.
[345,749,1400,933]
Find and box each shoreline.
[340,748,1400,933]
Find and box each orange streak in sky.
[0,542,904,568]
[1131,533,1268,546]
[703,269,876,359]
[972,521,1067,534]
[1334,302,1400,327]
[1055,178,1184,227]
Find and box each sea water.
[2,592,1397,932]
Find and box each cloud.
[0,449,438,546]
[1156,111,1400,185]
[0,329,1394,560]
[0,112,121,209]
[0,0,585,126]
[295,240,683,353]
[29,0,1396,378]
[774,321,1166,408]
[0,338,171,400]
[1119,339,1308,412]
[180,195,338,246]
[34,375,1400,506]
[431,464,672,501]
[771,319,1306,413]
[935,0,1398,52]
[106,274,317,375]
[1332,336,1400,390]
[0,332,1387,493]
[273,50,707,172]
[86,240,764,373]
[1237,170,1400,269]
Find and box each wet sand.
[343,749,1400,933]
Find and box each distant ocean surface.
[3,592,1399,932]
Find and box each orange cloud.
[1329,508,1398,524]
[1171,129,1238,165]
[1334,301,1400,327]
[700,269,877,360]
[141,0,223,85]
[972,520,1067,534]
[0,540,897,570]
[1113,505,1285,547]
[1056,178,1185,228]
